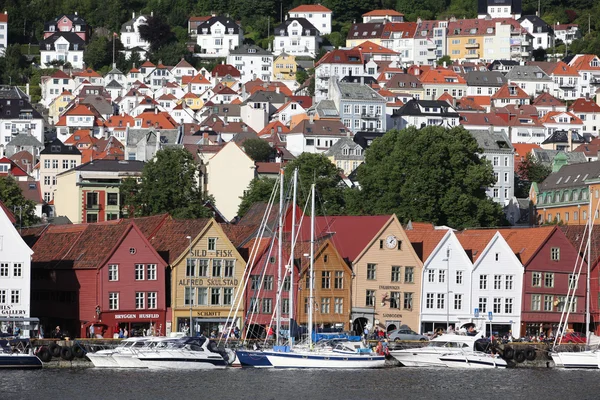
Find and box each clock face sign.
[385,235,397,249]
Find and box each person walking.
[89,324,95,339]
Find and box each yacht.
[135,336,232,369]
[439,351,507,368]
[87,337,147,368]
[390,332,493,367]
[0,339,42,369]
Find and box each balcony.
[427,42,437,49]
[86,203,101,210]
[521,51,530,57]
[522,40,530,46]
[361,113,381,119]
[559,82,576,89]
[465,42,480,49]
[465,53,480,59]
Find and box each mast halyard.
[289,168,298,349]
[276,168,284,346]
[308,184,315,350]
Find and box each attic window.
[574,174,580,182]
[564,176,570,183]
[556,177,562,184]
[129,248,136,254]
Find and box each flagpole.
[112,33,116,67]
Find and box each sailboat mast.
[308,184,315,350]
[289,168,298,349]
[276,168,284,346]
[586,198,592,340]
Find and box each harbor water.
[1,367,598,400]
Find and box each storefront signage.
[0,305,27,316]
[191,250,234,258]
[115,313,160,320]
[178,278,239,287]
[379,285,400,290]
[382,313,403,318]
[196,311,222,317]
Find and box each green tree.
[352,126,505,229]
[0,176,38,227]
[437,55,452,66]
[296,69,309,85]
[137,147,214,218]
[0,44,29,85]
[84,35,123,70]
[516,153,552,195]
[139,15,177,52]
[237,177,279,217]
[119,177,143,218]
[243,138,274,162]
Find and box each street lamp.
[186,235,193,337]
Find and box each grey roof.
[335,82,385,102]
[231,131,260,144]
[393,99,459,117]
[200,104,241,118]
[0,86,29,100]
[296,60,315,70]
[7,133,43,149]
[465,71,507,87]
[541,130,586,145]
[0,97,43,120]
[80,95,113,116]
[126,129,179,146]
[386,74,423,89]
[310,99,339,118]
[518,15,553,33]
[107,67,124,76]
[229,44,272,56]
[532,148,587,167]
[197,16,241,34]
[40,32,86,51]
[121,15,149,32]
[468,130,514,154]
[106,79,124,89]
[505,66,552,81]
[40,138,81,155]
[324,137,364,159]
[245,91,288,104]
[73,159,145,172]
[539,160,600,191]
[275,18,318,36]
[44,14,89,31]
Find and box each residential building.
[362,9,404,23]
[120,12,151,53]
[457,230,524,335]
[39,138,82,203]
[469,130,515,204]
[188,16,211,39]
[0,12,7,56]
[554,24,580,45]
[274,18,319,58]
[0,201,33,330]
[505,65,553,97]
[286,117,351,156]
[569,54,600,97]
[420,68,468,100]
[490,83,531,107]
[54,159,144,224]
[40,32,86,68]
[0,88,45,151]
[227,45,273,84]
[314,49,365,102]
[393,99,460,130]
[529,61,580,101]
[465,71,507,96]
[325,137,364,175]
[569,97,600,137]
[477,0,522,19]
[196,16,243,58]
[167,218,246,335]
[329,81,387,133]
[379,22,419,63]
[41,70,76,107]
[518,15,553,50]
[532,92,567,117]
[272,52,299,82]
[43,13,90,42]
[539,111,585,147]
[414,20,448,64]
[288,4,332,35]
[345,22,386,48]
[531,157,600,225]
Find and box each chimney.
[132,12,135,19]
[567,130,573,151]
[309,113,314,124]
[443,61,447,68]
[151,11,154,17]
[276,86,280,94]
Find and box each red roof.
[135,111,178,129]
[532,92,565,107]
[499,226,556,265]
[255,162,283,175]
[362,9,404,17]
[569,98,600,113]
[405,225,448,262]
[570,54,600,72]
[147,217,211,264]
[539,111,584,125]
[212,64,241,78]
[419,69,466,84]
[64,104,96,116]
[352,40,399,54]
[455,230,497,262]
[0,13,7,23]
[105,114,135,129]
[0,201,16,224]
[289,4,332,13]
[316,49,363,67]
[492,83,530,99]
[51,70,71,79]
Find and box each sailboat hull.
[235,350,385,369]
[551,351,600,369]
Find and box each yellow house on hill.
[273,53,298,81]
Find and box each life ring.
[515,350,526,363]
[525,347,537,361]
[72,345,85,358]
[503,346,514,360]
[60,346,74,361]
[48,343,61,358]
[37,347,52,363]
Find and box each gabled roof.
[352,40,399,54]
[419,69,467,84]
[498,226,556,265]
[492,83,530,99]
[569,98,600,113]
[41,138,81,155]
[569,54,600,72]
[362,9,404,17]
[532,91,565,107]
[316,49,363,67]
[212,63,241,78]
[455,230,497,263]
[289,4,332,13]
[147,217,211,264]
[539,111,584,125]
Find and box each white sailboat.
[551,202,600,369]
[236,182,385,369]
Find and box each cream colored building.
[199,141,255,221]
[170,219,246,335]
[351,215,423,333]
[39,138,82,203]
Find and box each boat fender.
[37,347,52,363]
[72,345,85,358]
[208,341,218,352]
[503,346,514,360]
[514,350,526,363]
[60,346,74,361]
[525,347,536,361]
[48,343,61,358]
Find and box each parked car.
[388,327,428,342]
[561,332,586,344]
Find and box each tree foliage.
[0,176,38,227]
[237,177,278,217]
[122,147,215,219]
[243,138,273,162]
[516,152,552,196]
[138,15,177,52]
[352,126,505,229]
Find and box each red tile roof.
[147,217,210,263]
[212,64,241,78]
[419,69,466,84]
[570,54,600,72]
[492,83,530,99]
[533,91,565,107]
[316,49,363,67]
[0,201,16,224]
[352,40,399,54]
[0,14,7,23]
[405,225,448,262]
[64,104,96,116]
[498,226,556,265]
[289,4,332,13]
[362,9,403,16]
[455,230,497,262]
[569,98,600,113]
[539,111,584,125]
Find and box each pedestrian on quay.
[378,328,385,340]
[53,326,62,339]
[89,324,95,339]
[267,326,274,340]
[118,328,124,338]
[124,328,129,338]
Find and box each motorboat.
[0,339,42,369]
[87,337,147,368]
[439,351,507,368]
[113,337,178,368]
[135,336,232,369]
[389,332,492,367]
[550,350,599,369]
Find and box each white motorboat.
[439,351,507,368]
[87,337,147,368]
[135,336,232,369]
[390,332,492,367]
[551,350,599,369]
[113,337,176,368]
